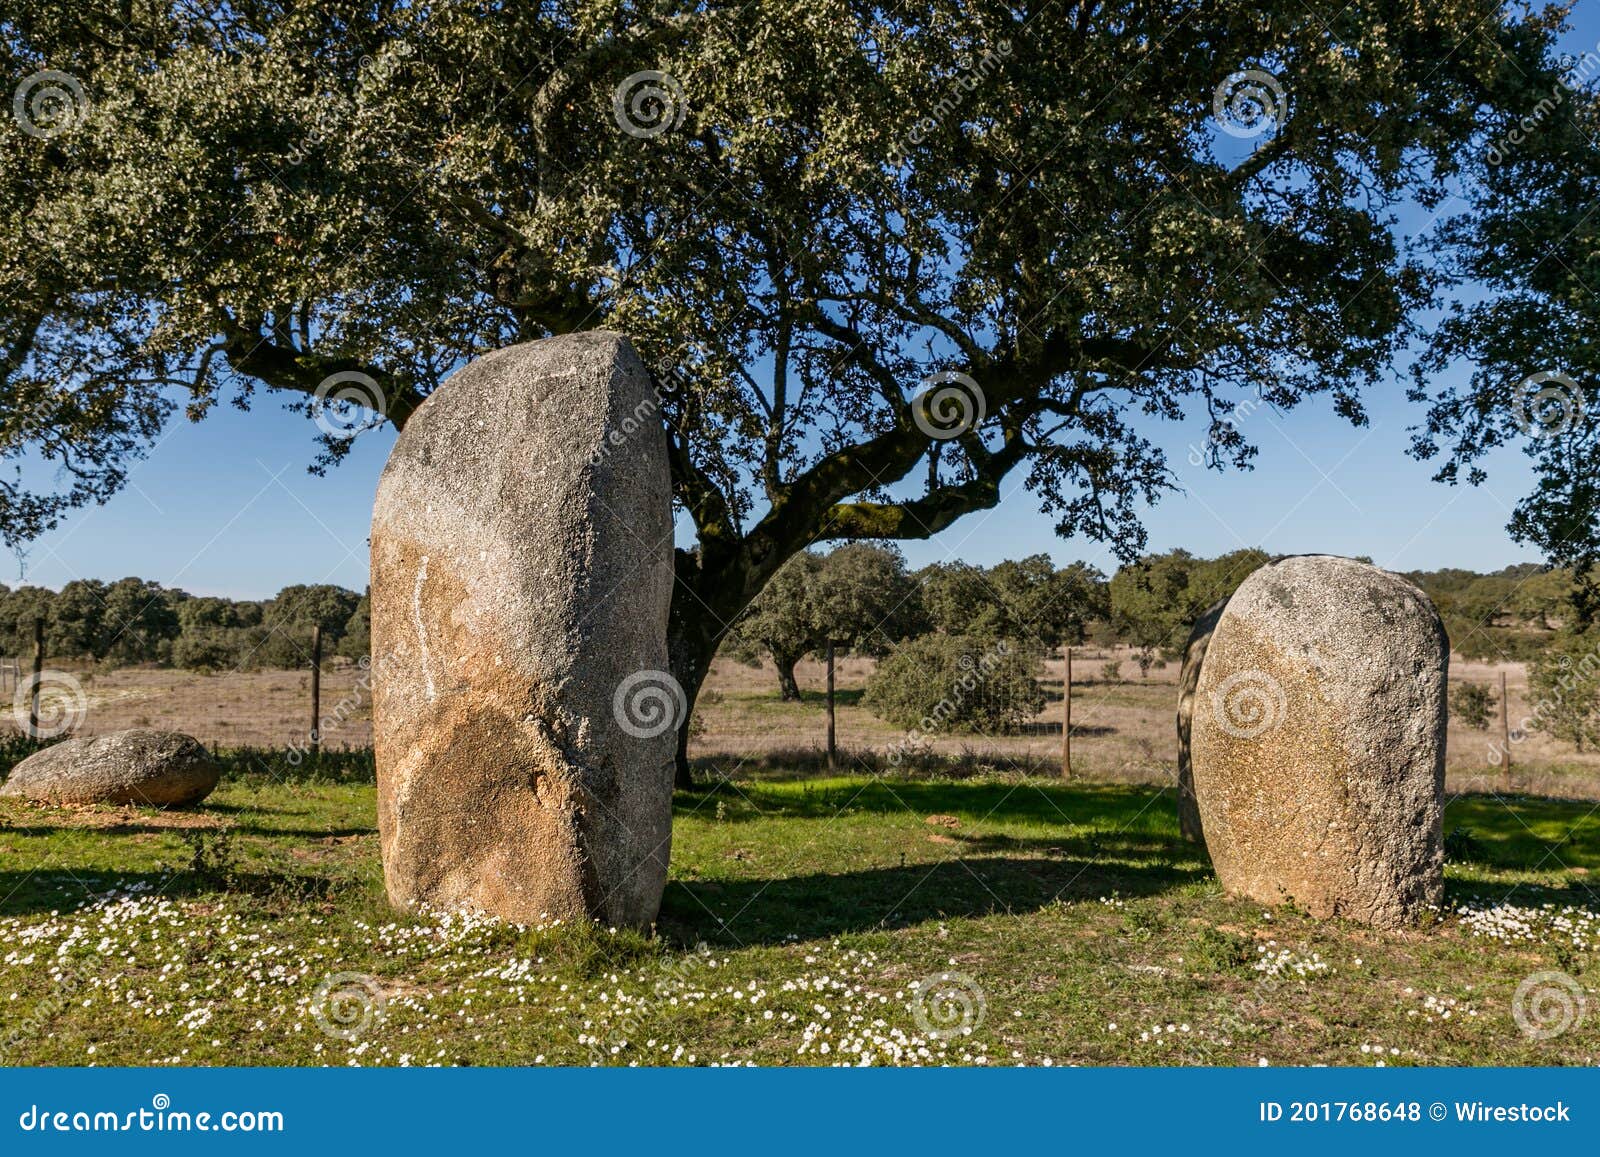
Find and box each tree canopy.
[737,543,919,698]
[1410,55,1600,613]
[1109,547,1270,667]
[1,0,1566,777]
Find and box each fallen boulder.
[0,729,220,808]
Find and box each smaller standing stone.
[0,730,221,808]
[1175,597,1228,845]
[1189,555,1446,928]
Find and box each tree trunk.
[772,650,802,701]
[667,615,720,791]
[662,579,732,796]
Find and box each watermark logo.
[612,71,686,138]
[1212,69,1289,139]
[1210,669,1287,740]
[12,670,88,739]
[613,669,688,739]
[284,41,411,166]
[311,971,386,1041]
[886,42,1013,164]
[1487,45,1600,164]
[912,371,985,440]
[1513,970,1586,1040]
[1511,371,1583,437]
[311,371,388,440]
[910,971,986,1040]
[12,71,89,138]
[884,639,1012,766]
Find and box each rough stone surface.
[0,730,220,807]
[1189,555,1446,928]
[1175,597,1228,845]
[371,331,674,930]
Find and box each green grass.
[0,764,1597,1067]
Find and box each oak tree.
[1,0,1559,781]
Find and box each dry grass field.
[37,646,1600,800]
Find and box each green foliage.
[0,728,54,778]
[1443,826,1486,864]
[1527,631,1600,752]
[1449,681,1496,731]
[2,772,1599,1065]
[809,545,924,652]
[336,592,371,661]
[737,545,919,698]
[1408,58,1600,611]
[1407,565,1572,658]
[917,556,1106,648]
[0,0,1561,729]
[863,634,1044,735]
[1109,548,1269,655]
[0,579,360,673]
[98,577,181,665]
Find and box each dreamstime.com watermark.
[886,43,1013,164]
[613,669,689,740]
[584,945,710,1062]
[311,370,389,440]
[912,371,985,441]
[1510,371,1584,438]
[885,640,1012,766]
[1209,669,1287,740]
[310,971,387,1041]
[1212,68,1289,139]
[11,69,90,138]
[10,669,88,739]
[17,1095,283,1134]
[1512,970,1587,1040]
[284,41,412,166]
[1487,47,1600,164]
[910,971,986,1040]
[589,361,684,467]
[1486,638,1600,767]
[1187,370,1276,467]
[287,651,401,764]
[612,70,686,138]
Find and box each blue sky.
[17,14,1595,600]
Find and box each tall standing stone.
[1189,555,1446,928]
[371,332,675,929]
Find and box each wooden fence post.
[825,641,837,772]
[28,618,45,739]
[1500,669,1511,777]
[1061,646,1073,779]
[310,624,323,756]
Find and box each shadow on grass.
[660,852,1205,946]
[1014,721,1117,738]
[1441,876,1600,907]
[677,777,1177,829]
[0,869,341,917]
[1443,792,1600,871]
[0,823,375,841]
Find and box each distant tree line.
[0,581,369,671]
[726,546,1582,738]
[1399,564,1573,660]
[0,553,1571,684]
